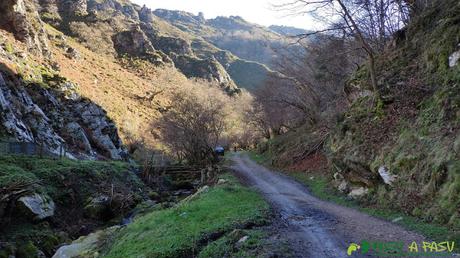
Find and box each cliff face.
[0,34,125,160]
[0,0,50,57]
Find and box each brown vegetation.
[154,80,259,165]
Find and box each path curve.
[231,153,427,258]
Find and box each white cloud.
[131,0,322,30]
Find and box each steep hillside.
[42,0,241,93]
[269,25,311,37]
[153,9,284,90]
[153,10,279,66]
[328,0,460,227]
[1,0,279,156]
[0,3,128,159]
[260,0,460,236]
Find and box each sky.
[131,0,320,30]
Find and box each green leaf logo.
[347,243,361,256]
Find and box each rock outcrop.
[53,226,121,258]
[153,36,194,56]
[0,0,50,57]
[153,9,205,27]
[113,26,155,56]
[17,193,55,220]
[0,70,125,160]
[138,5,154,23]
[68,0,88,17]
[173,55,239,93]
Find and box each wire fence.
[0,141,67,158]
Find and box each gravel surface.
[231,153,428,258]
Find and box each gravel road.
[231,153,428,258]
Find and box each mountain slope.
[153,9,285,68]
[152,9,287,90]
[0,0,269,157]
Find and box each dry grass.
[45,25,189,150]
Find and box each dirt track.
[231,153,428,258]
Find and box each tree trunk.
[368,51,380,99]
[337,0,380,99]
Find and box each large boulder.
[17,193,55,220]
[113,26,155,56]
[138,5,154,23]
[65,122,92,152]
[53,226,120,258]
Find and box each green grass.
[290,172,355,207]
[102,174,270,258]
[198,228,293,258]
[292,173,459,246]
[0,155,140,192]
[0,155,145,256]
[245,151,271,165]
[246,151,460,251]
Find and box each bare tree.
[274,0,411,99]
[252,34,354,135]
[156,81,228,166]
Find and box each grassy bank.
[247,151,460,250]
[0,155,146,257]
[102,174,274,258]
